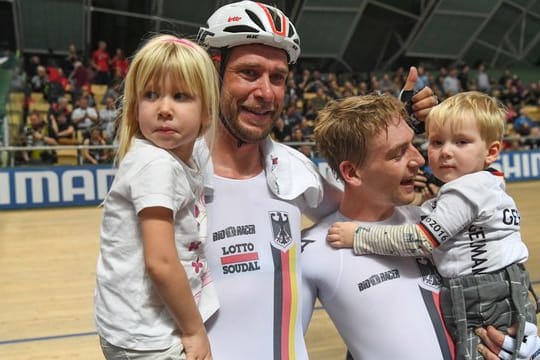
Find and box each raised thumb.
[403,66,419,91]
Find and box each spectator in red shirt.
[111,47,129,80]
[69,61,91,103]
[91,40,111,85]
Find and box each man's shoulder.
[302,211,340,240]
[300,213,341,256]
[301,222,326,241]
[394,204,424,222]
[264,138,313,165]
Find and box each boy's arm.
[352,223,438,257]
[140,206,211,359]
[328,221,437,257]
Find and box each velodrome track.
[1,181,539,359]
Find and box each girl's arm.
[140,206,212,360]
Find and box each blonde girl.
[94,34,220,360]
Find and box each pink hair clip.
[166,38,194,48]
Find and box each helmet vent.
[245,9,266,31]
[288,26,295,39]
[266,8,283,33]
[223,25,260,33]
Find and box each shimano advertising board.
[0,165,116,209]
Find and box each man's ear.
[339,160,362,186]
[212,55,221,70]
[485,140,502,166]
[209,49,222,71]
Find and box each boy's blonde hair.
[426,91,506,143]
[115,34,220,162]
[314,94,408,181]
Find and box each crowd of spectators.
[7,41,540,166]
[272,63,540,158]
[9,40,124,165]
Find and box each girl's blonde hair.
[115,34,220,162]
[426,91,506,143]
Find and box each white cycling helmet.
[197,0,301,64]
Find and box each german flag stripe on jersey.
[272,244,298,360]
[418,222,442,248]
[419,286,455,359]
[485,167,504,178]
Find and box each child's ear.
[485,140,502,166]
[339,160,362,186]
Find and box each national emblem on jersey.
[416,258,442,290]
[269,211,293,250]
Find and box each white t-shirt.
[302,206,454,360]
[205,172,308,360]
[94,138,218,350]
[71,106,98,130]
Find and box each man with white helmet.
[195,1,436,358]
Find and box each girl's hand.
[181,328,213,360]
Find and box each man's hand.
[401,66,438,121]
[412,169,441,205]
[327,222,358,248]
[476,322,539,360]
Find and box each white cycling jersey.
[301,206,455,360]
[205,172,308,360]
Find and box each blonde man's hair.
[115,34,220,162]
[426,91,506,143]
[314,94,408,181]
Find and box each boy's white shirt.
[423,171,528,277]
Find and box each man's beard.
[221,99,281,144]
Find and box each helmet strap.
[220,114,246,148]
[210,48,230,82]
[214,47,245,147]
